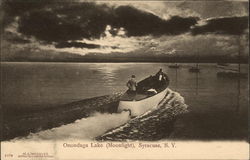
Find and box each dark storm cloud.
[17,2,113,42]
[191,16,248,35]
[55,42,100,49]
[112,6,198,36]
[2,0,55,27]
[4,1,198,43]
[3,0,53,16]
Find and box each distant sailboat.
[168,63,180,68]
[217,63,229,66]
[168,49,180,69]
[217,36,247,79]
[217,65,247,78]
[189,63,200,72]
[189,51,200,73]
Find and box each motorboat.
[117,74,169,116]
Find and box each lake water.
[2,62,248,140]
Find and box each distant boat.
[189,63,200,72]
[217,64,238,72]
[217,72,247,78]
[117,75,169,117]
[217,63,229,66]
[189,67,200,72]
[217,64,247,78]
[168,49,183,69]
[189,51,200,73]
[217,36,247,79]
[168,63,180,68]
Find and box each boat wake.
[96,88,188,141]
[10,89,187,142]
[12,112,131,141]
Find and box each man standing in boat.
[126,75,137,97]
[156,69,170,87]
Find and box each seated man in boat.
[126,75,137,98]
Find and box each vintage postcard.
[1,0,249,159]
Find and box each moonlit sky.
[1,0,249,61]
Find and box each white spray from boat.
[11,89,187,142]
[12,112,130,141]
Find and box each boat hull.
[118,88,168,116]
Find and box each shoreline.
[1,61,249,64]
